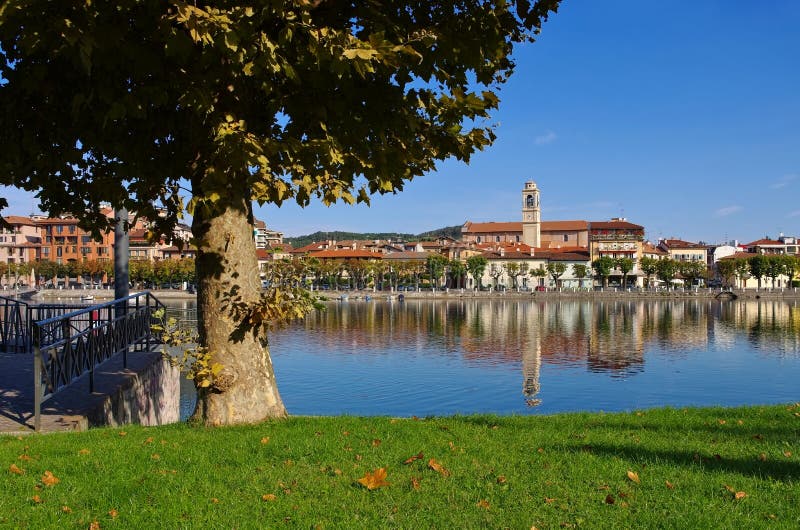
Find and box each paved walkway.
[0,351,162,434]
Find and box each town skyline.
[3,1,798,244]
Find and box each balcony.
[589,233,643,242]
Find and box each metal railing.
[32,291,165,431]
[1,296,89,354]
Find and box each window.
[68,225,76,234]
[496,236,500,243]
[563,234,569,242]
[42,247,50,256]
[56,225,63,234]
[515,235,520,243]
[56,247,63,257]
[526,194,535,208]
[81,247,91,256]
[477,237,482,243]
[81,235,92,244]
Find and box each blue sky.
[3,1,799,243]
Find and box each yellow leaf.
[665,480,675,490]
[79,449,90,455]
[262,494,277,501]
[477,499,490,510]
[89,521,101,530]
[108,509,118,518]
[723,484,736,493]
[42,470,60,486]
[784,451,793,458]
[118,431,127,437]
[758,453,767,462]
[372,439,381,447]
[151,454,160,460]
[210,498,220,504]
[261,437,270,444]
[18,454,31,461]
[9,463,24,475]
[544,497,556,504]
[61,505,72,513]
[410,477,421,490]
[144,437,154,445]
[734,491,747,500]
[626,471,640,484]
[357,467,390,490]
[427,459,450,477]
[31,495,42,504]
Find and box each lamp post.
[114,208,129,316]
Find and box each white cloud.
[714,205,742,217]
[787,210,800,218]
[769,174,797,189]
[534,130,557,145]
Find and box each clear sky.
[3,1,798,244]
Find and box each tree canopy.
[0,0,560,425]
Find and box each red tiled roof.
[291,241,330,253]
[541,220,588,231]
[310,249,381,259]
[3,215,36,225]
[661,239,708,249]
[547,251,591,262]
[590,220,644,230]
[720,252,757,260]
[383,251,433,260]
[743,238,783,247]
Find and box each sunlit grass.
[1,405,798,528]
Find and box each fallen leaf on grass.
[735,491,747,500]
[784,451,793,458]
[544,497,556,504]
[718,419,726,425]
[605,494,615,505]
[403,452,424,465]
[42,470,59,486]
[79,449,90,455]
[18,454,31,461]
[758,453,767,462]
[118,431,127,437]
[260,437,270,444]
[496,475,507,484]
[61,506,72,513]
[371,439,381,447]
[357,467,390,490]
[262,494,277,501]
[108,509,118,519]
[9,464,24,475]
[151,454,160,460]
[724,484,735,493]
[143,437,154,445]
[427,459,450,477]
[665,480,675,490]
[626,471,640,484]
[410,477,421,490]
[210,498,219,504]
[89,521,101,530]
[476,499,490,510]
[31,495,42,503]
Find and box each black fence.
[31,292,165,431]
[0,296,89,354]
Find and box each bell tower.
[522,180,540,248]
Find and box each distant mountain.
[284,225,462,248]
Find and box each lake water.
[177,299,800,418]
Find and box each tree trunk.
[191,196,286,425]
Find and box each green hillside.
[285,225,462,248]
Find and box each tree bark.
[191,195,286,425]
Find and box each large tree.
[0,1,559,425]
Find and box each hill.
[284,225,462,248]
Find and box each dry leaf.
[262,494,277,501]
[496,475,507,484]
[427,459,450,477]
[89,521,101,530]
[61,506,72,513]
[108,509,118,518]
[626,471,640,484]
[372,439,381,447]
[724,484,736,493]
[79,449,90,455]
[734,491,747,500]
[665,480,675,490]
[758,453,767,462]
[410,477,421,490]
[737,420,744,425]
[544,497,556,504]
[31,495,42,504]
[477,499,490,510]
[784,451,792,458]
[537,448,544,454]
[151,454,160,460]
[118,431,127,437]
[605,494,615,505]
[144,437,154,445]
[42,470,59,486]
[260,437,270,444]
[210,498,219,504]
[18,454,31,461]
[718,419,726,425]
[357,467,390,490]
[403,452,424,465]
[9,464,24,475]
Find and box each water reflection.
[175,299,800,417]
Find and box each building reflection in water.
[291,298,800,408]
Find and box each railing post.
[33,325,42,432]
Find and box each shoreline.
[18,286,800,302]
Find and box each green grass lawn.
[2,405,799,528]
